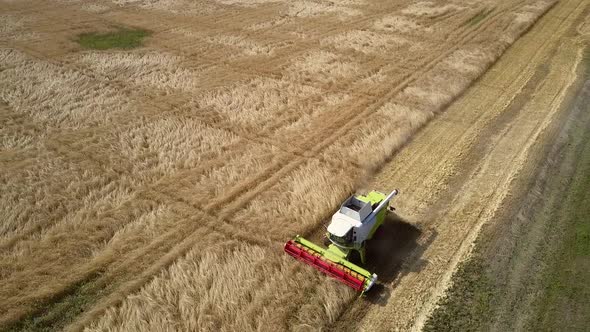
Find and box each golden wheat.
[321,102,432,170]
[287,0,361,18]
[322,30,408,55]
[85,242,355,332]
[205,34,278,56]
[286,50,360,83]
[1,49,131,128]
[0,15,39,40]
[374,15,432,34]
[77,52,204,92]
[116,117,241,175]
[198,77,320,128]
[0,0,556,330]
[231,158,357,238]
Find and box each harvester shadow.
[362,213,433,306]
[324,214,437,331]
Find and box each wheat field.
[0,0,554,330]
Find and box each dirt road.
[331,0,590,330]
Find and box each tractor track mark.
[340,1,588,330]
[221,0,528,218]
[1,0,520,303]
[73,7,532,324]
[379,1,565,206]
[0,0,550,329]
[1,174,252,330]
[408,0,573,217]
[154,2,511,148]
[63,221,235,332]
[205,2,526,216]
[414,43,581,331]
[7,41,369,167]
[62,193,286,332]
[0,40,362,250]
[0,144,243,250]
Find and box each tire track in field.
[205,1,527,216]
[430,6,469,26]
[0,149,253,327]
[6,0,513,271]
[5,0,506,162]
[1,38,359,251]
[218,3,490,78]
[54,191,285,332]
[0,137,250,251]
[63,199,302,332]
[0,0,534,328]
[378,1,564,206]
[413,38,582,332]
[348,1,586,330]
[59,2,536,330]
[59,3,532,322]
[320,1,561,322]
[8,31,363,159]
[61,5,532,327]
[165,0,490,80]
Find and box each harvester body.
[284,190,398,293]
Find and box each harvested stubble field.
[0,0,555,330]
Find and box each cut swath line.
[188,1,530,225]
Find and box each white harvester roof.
[326,195,372,236]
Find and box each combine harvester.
[284,190,399,293]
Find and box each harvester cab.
[284,190,399,293]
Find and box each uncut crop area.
[0,0,554,330]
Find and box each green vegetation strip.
[77,28,151,50]
[527,101,590,332]
[424,47,590,332]
[423,257,494,331]
[7,276,108,332]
